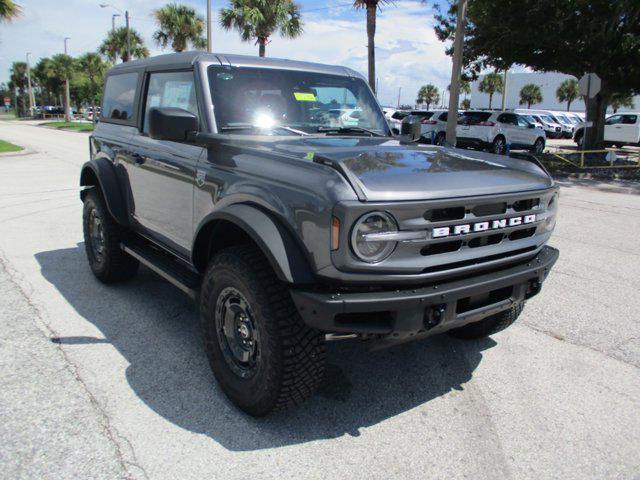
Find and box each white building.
[470,71,639,113]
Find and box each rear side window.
[460,112,492,125]
[438,112,448,121]
[392,111,408,120]
[497,113,517,125]
[102,73,139,123]
[410,112,434,119]
[622,115,638,125]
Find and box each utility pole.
[207,0,212,53]
[445,0,467,147]
[64,37,72,122]
[125,10,131,62]
[397,87,401,108]
[501,69,508,111]
[25,52,35,116]
[111,14,120,64]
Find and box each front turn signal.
[331,216,340,251]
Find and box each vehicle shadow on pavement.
[35,244,496,451]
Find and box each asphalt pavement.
[0,121,639,479]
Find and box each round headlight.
[350,211,398,263]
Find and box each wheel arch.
[192,204,315,285]
[79,160,129,226]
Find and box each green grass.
[0,139,23,153]
[41,121,94,132]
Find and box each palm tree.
[153,3,207,52]
[460,98,470,110]
[32,57,63,109]
[416,84,440,110]
[99,27,150,63]
[556,79,580,111]
[353,0,390,93]
[519,84,543,109]
[51,54,77,121]
[9,61,27,116]
[0,0,21,22]
[449,80,471,98]
[610,92,635,113]
[220,0,303,58]
[78,53,108,124]
[478,72,503,109]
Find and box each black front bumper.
[291,246,558,342]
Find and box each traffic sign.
[579,73,601,99]
[3,96,10,106]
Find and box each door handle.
[132,153,146,165]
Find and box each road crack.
[0,249,149,480]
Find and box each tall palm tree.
[78,53,108,124]
[220,0,303,57]
[556,79,580,111]
[32,57,63,108]
[478,72,503,109]
[416,84,440,110]
[153,3,207,52]
[519,83,543,109]
[0,0,21,22]
[51,54,77,121]
[99,27,150,63]
[610,92,635,113]
[353,0,390,93]
[9,61,27,116]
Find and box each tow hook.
[424,304,446,330]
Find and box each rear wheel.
[448,303,524,340]
[491,135,506,155]
[575,130,584,149]
[531,137,545,154]
[434,131,446,146]
[200,245,326,416]
[82,188,139,283]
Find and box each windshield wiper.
[317,126,385,137]
[219,124,308,136]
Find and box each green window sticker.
[294,92,317,102]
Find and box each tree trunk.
[584,91,609,149]
[488,93,493,109]
[527,101,531,108]
[92,101,96,125]
[258,38,266,57]
[567,100,572,111]
[426,102,431,110]
[366,3,376,93]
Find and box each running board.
[121,241,201,300]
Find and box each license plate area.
[456,286,514,315]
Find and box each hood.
[272,137,553,202]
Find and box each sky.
[0,0,452,106]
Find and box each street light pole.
[64,37,72,122]
[111,13,119,32]
[207,0,212,53]
[125,10,130,62]
[501,69,508,111]
[445,0,468,147]
[25,52,35,116]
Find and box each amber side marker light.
[331,216,341,251]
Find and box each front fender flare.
[79,159,129,226]
[193,204,315,284]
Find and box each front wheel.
[448,303,524,340]
[200,245,326,416]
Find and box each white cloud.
[0,0,451,107]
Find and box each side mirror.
[399,115,422,143]
[148,107,198,141]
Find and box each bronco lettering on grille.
[432,215,537,239]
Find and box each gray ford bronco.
[80,52,559,416]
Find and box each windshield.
[208,65,389,136]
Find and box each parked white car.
[388,110,411,135]
[574,112,640,148]
[532,113,563,138]
[456,111,546,154]
[401,109,459,145]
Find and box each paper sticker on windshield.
[294,92,317,102]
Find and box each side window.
[102,73,139,123]
[621,115,638,125]
[497,113,516,125]
[516,115,530,127]
[606,115,623,125]
[143,71,198,134]
[439,112,448,121]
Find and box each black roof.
[109,51,359,77]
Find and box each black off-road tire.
[448,303,524,340]
[82,188,139,283]
[200,245,326,416]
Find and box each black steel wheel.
[200,245,326,416]
[82,188,139,283]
